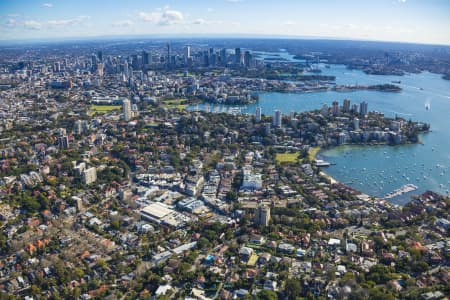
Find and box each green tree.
[257,290,278,300]
[285,278,302,300]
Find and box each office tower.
[73,120,83,136]
[244,51,252,68]
[97,63,104,77]
[273,110,282,128]
[166,43,171,68]
[131,54,140,70]
[264,123,271,135]
[58,135,69,149]
[332,101,340,115]
[235,48,241,65]
[343,98,351,113]
[184,46,190,63]
[353,118,360,130]
[203,51,210,67]
[123,60,129,78]
[97,50,103,62]
[123,98,132,121]
[91,54,98,71]
[255,107,262,122]
[254,205,271,226]
[220,48,227,65]
[351,104,359,114]
[83,167,97,185]
[210,53,217,67]
[53,62,61,72]
[360,101,368,117]
[142,50,150,65]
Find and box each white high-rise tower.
[123,98,132,121]
[255,107,262,122]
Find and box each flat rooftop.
[141,202,173,219]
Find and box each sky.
[0,0,449,45]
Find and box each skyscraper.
[332,101,340,115]
[58,135,69,149]
[244,51,252,68]
[83,167,97,185]
[97,50,103,62]
[220,48,227,66]
[360,101,368,117]
[235,48,241,65]
[91,54,98,71]
[142,50,150,65]
[254,205,271,227]
[97,63,104,77]
[255,107,262,122]
[343,98,351,113]
[166,43,171,68]
[74,120,88,135]
[123,98,132,121]
[185,46,190,63]
[273,110,282,128]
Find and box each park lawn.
[162,98,186,105]
[90,105,121,114]
[162,99,188,110]
[276,152,300,164]
[308,147,321,161]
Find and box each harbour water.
[188,63,450,205]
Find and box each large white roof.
[141,202,172,219]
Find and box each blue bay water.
[188,65,450,204]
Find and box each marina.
[384,184,418,199]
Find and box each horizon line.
[1,33,450,48]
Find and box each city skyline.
[1,0,450,45]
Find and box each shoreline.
[315,147,400,207]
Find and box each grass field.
[90,105,121,114]
[275,152,300,164]
[308,147,321,161]
[161,99,188,110]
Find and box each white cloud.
[47,16,90,27]
[24,20,42,30]
[284,21,296,26]
[226,0,243,2]
[43,3,53,8]
[5,19,17,28]
[112,20,134,27]
[138,12,160,22]
[193,18,206,25]
[160,10,183,25]
[397,0,406,3]
[138,7,184,26]
[207,8,215,12]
